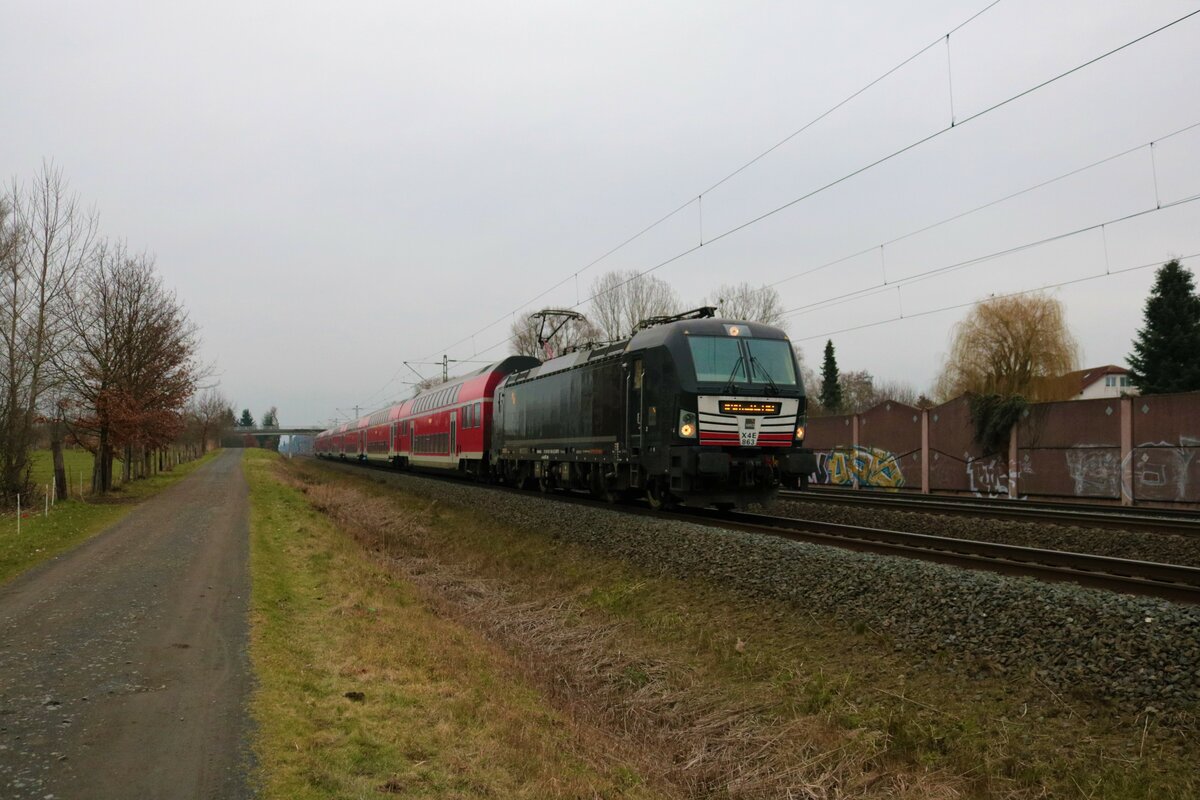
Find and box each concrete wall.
[804,391,1200,506]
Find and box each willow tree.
[936,293,1079,401]
[936,293,1078,452]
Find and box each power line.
[782,191,1200,320]
[411,0,1009,366]
[792,251,1200,344]
[448,8,1200,364]
[767,119,1200,291]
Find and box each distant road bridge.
[228,426,324,436]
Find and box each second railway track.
[781,487,1200,536]
[315,457,1200,604]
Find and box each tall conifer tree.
[819,339,842,412]
[1128,259,1200,394]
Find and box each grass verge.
[244,449,658,799]
[288,457,1199,800]
[0,450,221,585]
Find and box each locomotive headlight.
[679,410,698,438]
[795,424,805,441]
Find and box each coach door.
[449,411,458,461]
[627,357,644,455]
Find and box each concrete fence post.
[1007,423,1019,500]
[921,408,930,494]
[1120,395,1134,506]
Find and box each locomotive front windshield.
[687,336,798,387]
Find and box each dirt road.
[0,450,253,799]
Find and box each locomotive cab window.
[688,335,798,387]
[688,336,746,383]
[744,339,798,386]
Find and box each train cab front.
[661,318,817,507]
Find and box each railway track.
[676,507,1200,604]
[311,458,1200,604]
[780,487,1200,536]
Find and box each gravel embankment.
[772,499,1200,567]
[349,468,1200,715]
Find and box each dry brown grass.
[281,470,967,799]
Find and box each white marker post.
[16,494,20,535]
[44,487,49,517]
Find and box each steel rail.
[676,507,1200,604]
[780,488,1200,536]
[309,457,1200,604]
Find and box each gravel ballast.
[334,464,1200,716]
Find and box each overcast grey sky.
[4,1,1199,425]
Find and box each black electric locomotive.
[490,307,816,508]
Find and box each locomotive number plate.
[720,401,781,415]
[740,431,759,446]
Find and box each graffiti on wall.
[1065,449,1120,497]
[811,446,905,488]
[967,452,1034,499]
[1127,436,1199,501]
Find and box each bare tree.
[0,195,24,501]
[60,242,199,491]
[191,387,230,453]
[839,370,877,414]
[935,293,1079,402]
[0,166,96,503]
[704,282,787,328]
[588,270,680,340]
[789,344,818,401]
[871,377,923,407]
[508,312,599,358]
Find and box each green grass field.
[28,448,105,497]
[277,455,1200,800]
[244,450,653,799]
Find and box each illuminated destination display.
[719,401,781,415]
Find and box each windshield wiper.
[750,356,779,395]
[722,355,744,394]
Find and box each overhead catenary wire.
[350,6,1199,417]
[767,119,1200,290]
[458,8,1200,363]
[781,191,1200,320]
[792,251,1200,344]
[408,0,1009,367]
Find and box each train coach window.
[475,401,482,426]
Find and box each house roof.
[1059,364,1128,394]
[1026,364,1130,401]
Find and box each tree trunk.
[50,416,67,501]
[95,426,114,493]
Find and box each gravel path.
[0,450,254,800]
[772,498,1200,567]
[327,463,1200,716]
